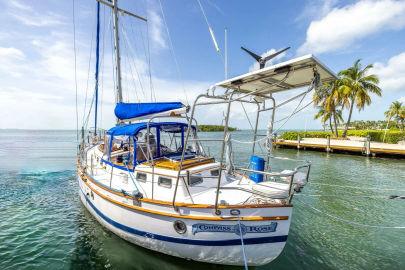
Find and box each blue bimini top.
[107,122,192,137]
[114,102,185,120]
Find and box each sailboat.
[77,0,336,266]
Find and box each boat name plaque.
[192,222,277,235]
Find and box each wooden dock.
[274,138,405,157]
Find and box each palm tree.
[314,106,333,132]
[385,101,404,130]
[339,59,382,137]
[400,106,405,130]
[313,80,343,137]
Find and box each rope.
[294,194,404,199]
[158,0,189,105]
[231,136,267,144]
[236,214,249,270]
[297,198,405,229]
[308,182,405,192]
[72,0,79,144]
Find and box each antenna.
[241,46,290,69]
[224,28,228,79]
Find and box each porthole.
[173,220,187,234]
[211,169,219,176]
[136,172,147,182]
[158,176,172,188]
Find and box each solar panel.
[215,54,337,95]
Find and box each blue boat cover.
[107,122,192,136]
[114,102,185,120]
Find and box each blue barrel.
[249,155,265,183]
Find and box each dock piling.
[297,135,301,149]
[365,135,371,156]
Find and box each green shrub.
[279,130,405,144]
[198,125,237,132]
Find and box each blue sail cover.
[114,102,185,120]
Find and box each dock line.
[296,198,405,229]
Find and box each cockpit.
[102,122,202,170]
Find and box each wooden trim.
[79,170,292,209]
[80,176,289,221]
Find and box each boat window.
[135,127,158,162]
[210,169,219,176]
[158,176,172,188]
[188,175,203,186]
[159,125,183,156]
[158,125,201,157]
[136,172,147,182]
[109,135,134,169]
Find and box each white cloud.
[298,0,405,55]
[148,10,167,50]
[295,0,337,22]
[0,47,25,60]
[10,12,64,27]
[399,96,405,103]
[372,52,405,92]
[7,0,64,27]
[8,0,32,12]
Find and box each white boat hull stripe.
[81,189,288,246]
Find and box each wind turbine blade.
[262,47,290,62]
[241,46,262,62]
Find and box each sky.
[0,0,404,130]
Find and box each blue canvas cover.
[107,122,191,136]
[114,102,185,120]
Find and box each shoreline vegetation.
[294,58,405,145]
[198,125,237,132]
[280,130,405,144]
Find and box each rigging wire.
[109,9,117,103]
[99,5,108,129]
[72,0,79,143]
[296,198,405,229]
[273,100,314,124]
[273,88,312,133]
[158,0,189,105]
[81,7,97,126]
[195,0,223,63]
[145,21,156,101]
[127,16,152,101]
[121,24,142,102]
[120,21,146,101]
[238,102,264,152]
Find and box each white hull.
[78,174,292,266]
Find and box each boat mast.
[112,0,123,104]
[94,1,101,135]
[97,0,147,114]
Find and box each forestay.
[215,54,337,95]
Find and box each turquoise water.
[0,130,404,269]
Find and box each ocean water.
[0,129,404,270]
